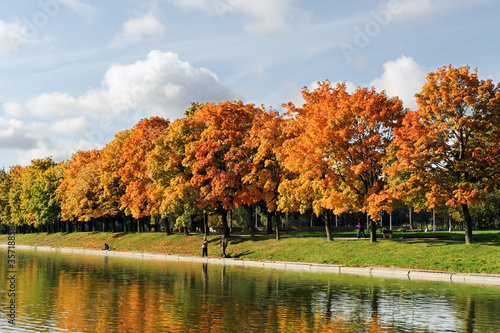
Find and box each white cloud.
[388,0,483,22]
[8,50,237,121]
[58,0,97,18]
[370,55,428,110]
[171,0,309,35]
[50,117,89,134]
[3,102,27,118]
[16,136,100,166]
[1,50,238,165]
[0,20,37,55]
[0,118,38,150]
[110,13,166,48]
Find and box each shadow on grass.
[228,235,273,245]
[230,250,254,258]
[112,232,128,238]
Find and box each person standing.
[357,217,366,239]
[221,235,228,257]
[202,236,208,257]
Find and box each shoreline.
[4,244,500,287]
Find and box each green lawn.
[1,230,499,274]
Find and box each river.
[1,249,499,332]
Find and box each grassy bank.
[1,230,499,274]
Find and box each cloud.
[171,0,309,35]
[16,136,100,166]
[370,55,428,110]
[0,20,37,55]
[110,13,166,48]
[50,117,90,134]
[57,0,97,18]
[0,118,38,150]
[388,0,483,22]
[8,50,237,120]
[1,50,238,165]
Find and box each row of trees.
[1,65,499,244]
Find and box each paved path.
[5,244,500,287]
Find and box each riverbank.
[3,243,500,287]
[2,231,500,274]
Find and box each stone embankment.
[6,244,500,287]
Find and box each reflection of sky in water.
[1,250,499,332]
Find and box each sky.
[0,0,499,169]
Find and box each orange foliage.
[187,101,264,211]
[119,116,170,219]
[150,114,204,217]
[99,129,131,217]
[387,65,500,243]
[280,81,406,218]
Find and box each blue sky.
[0,0,499,169]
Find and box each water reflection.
[1,250,499,332]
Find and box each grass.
[1,230,499,274]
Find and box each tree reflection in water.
[1,250,499,332]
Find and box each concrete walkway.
[5,244,500,287]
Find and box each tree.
[150,106,205,234]
[56,150,103,231]
[0,168,12,226]
[99,129,131,231]
[281,81,406,242]
[25,158,62,231]
[388,65,500,244]
[245,110,297,239]
[119,117,170,230]
[186,101,263,237]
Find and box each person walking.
[202,236,208,257]
[357,217,366,239]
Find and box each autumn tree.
[244,110,297,239]
[281,81,406,242]
[99,129,131,232]
[387,65,500,244]
[119,116,170,232]
[150,106,205,235]
[0,168,12,226]
[186,101,263,238]
[56,150,103,231]
[24,158,62,232]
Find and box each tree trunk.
[121,214,126,233]
[161,217,170,234]
[369,215,377,242]
[154,217,160,232]
[324,211,334,241]
[275,212,280,241]
[204,212,209,236]
[462,203,473,244]
[221,210,229,238]
[111,217,116,232]
[246,206,255,238]
[267,211,272,234]
[190,214,196,233]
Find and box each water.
[1,249,499,332]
